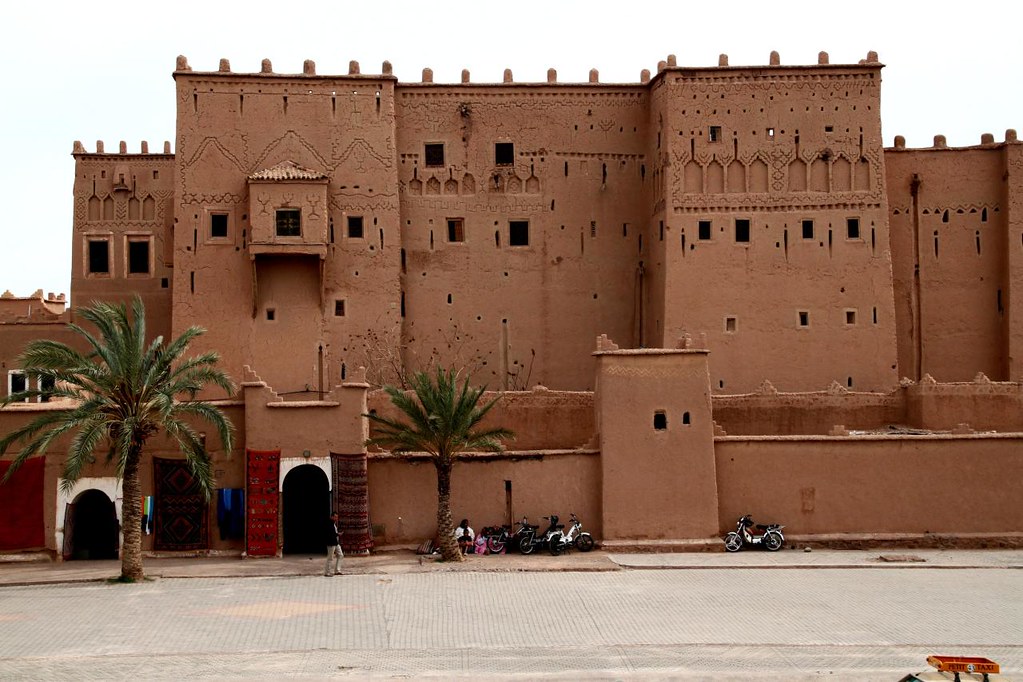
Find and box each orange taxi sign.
[927,655,1000,674]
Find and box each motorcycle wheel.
[550,534,563,556]
[487,536,506,554]
[519,536,536,555]
[763,531,783,552]
[724,532,743,552]
[574,534,595,552]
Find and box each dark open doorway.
[67,489,119,560]
[282,464,330,554]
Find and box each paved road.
[0,567,1019,679]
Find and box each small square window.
[87,239,110,274]
[847,217,860,239]
[802,219,814,240]
[725,316,737,333]
[275,209,301,237]
[39,375,55,403]
[266,308,276,321]
[447,218,465,243]
[424,143,445,167]
[8,370,28,400]
[211,213,229,239]
[653,411,667,430]
[347,216,364,239]
[825,125,834,133]
[509,220,529,246]
[798,311,810,327]
[709,126,722,142]
[334,300,346,317]
[127,238,151,275]
[735,219,750,243]
[845,310,857,325]
[698,220,712,240]
[495,142,515,166]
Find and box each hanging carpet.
[331,452,373,553]
[245,449,280,556]
[0,457,45,550]
[153,458,208,551]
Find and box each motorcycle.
[724,514,785,552]
[548,513,595,555]
[480,524,512,554]
[518,515,563,555]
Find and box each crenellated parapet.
[888,129,1020,151]
[72,140,173,156]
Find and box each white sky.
[1,0,1020,299]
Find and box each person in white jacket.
[454,518,474,554]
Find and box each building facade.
[1,53,1021,559]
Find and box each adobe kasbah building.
[1,51,1021,560]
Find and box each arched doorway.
[67,489,119,560]
[282,464,330,554]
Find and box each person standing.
[324,511,343,576]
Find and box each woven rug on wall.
[0,457,45,550]
[153,458,209,551]
[245,449,280,556]
[330,452,373,553]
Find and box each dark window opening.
[211,213,229,238]
[275,209,301,237]
[161,277,169,289]
[802,219,814,240]
[653,411,667,430]
[334,300,345,317]
[495,142,514,166]
[698,220,712,240]
[846,310,857,325]
[87,240,110,274]
[872,307,878,324]
[709,126,722,142]
[659,221,664,241]
[10,372,27,395]
[799,311,810,327]
[509,220,529,246]
[847,377,853,388]
[447,218,465,242]
[266,308,276,321]
[347,216,364,239]
[424,143,445,167]
[725,316,737,332]
[341,363,347,380]
[128,239,150,275]
[976,231,982,255]
[847,217,860,239]
[825,125,834,133]
[735,219,751,243]
[682,411,691,425]
[942,209,949,223]
[39,375,55,402]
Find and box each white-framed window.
[7,370,29,402]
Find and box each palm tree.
[0,297,234,582]
[365,368,512,562]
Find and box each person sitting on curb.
[454,519,474,554]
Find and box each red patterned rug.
[246,450,280,556]
[153,458,208,551]
[0,457,44,550]
[330,453,373,553]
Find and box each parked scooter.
[518,515,563,555]
[548,513,595,555]
[723,514,785,552]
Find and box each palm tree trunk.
[435,459,463,562]
[120,449,145,581]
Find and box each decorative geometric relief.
[507,175,523,194]
[706,162,725,194]
[334,137,391,171]
[142,196,156,221]
[854,158,870,191]
[462,173,476,195]
[726,161,745,193]
[788,159,807,192]
[103,197,114,220]
[809,158,828,192]
[128,197,140,220]
[444,178,459,195]
[88,196,100,221]
[253,131,329,175]
[425,177,441,195]
[750,160,769,193]
[684,161,703,194]
[832,156,852,192]
[525,175,540,194]
[407,178,423,195]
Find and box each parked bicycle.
[548,513,595,555]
